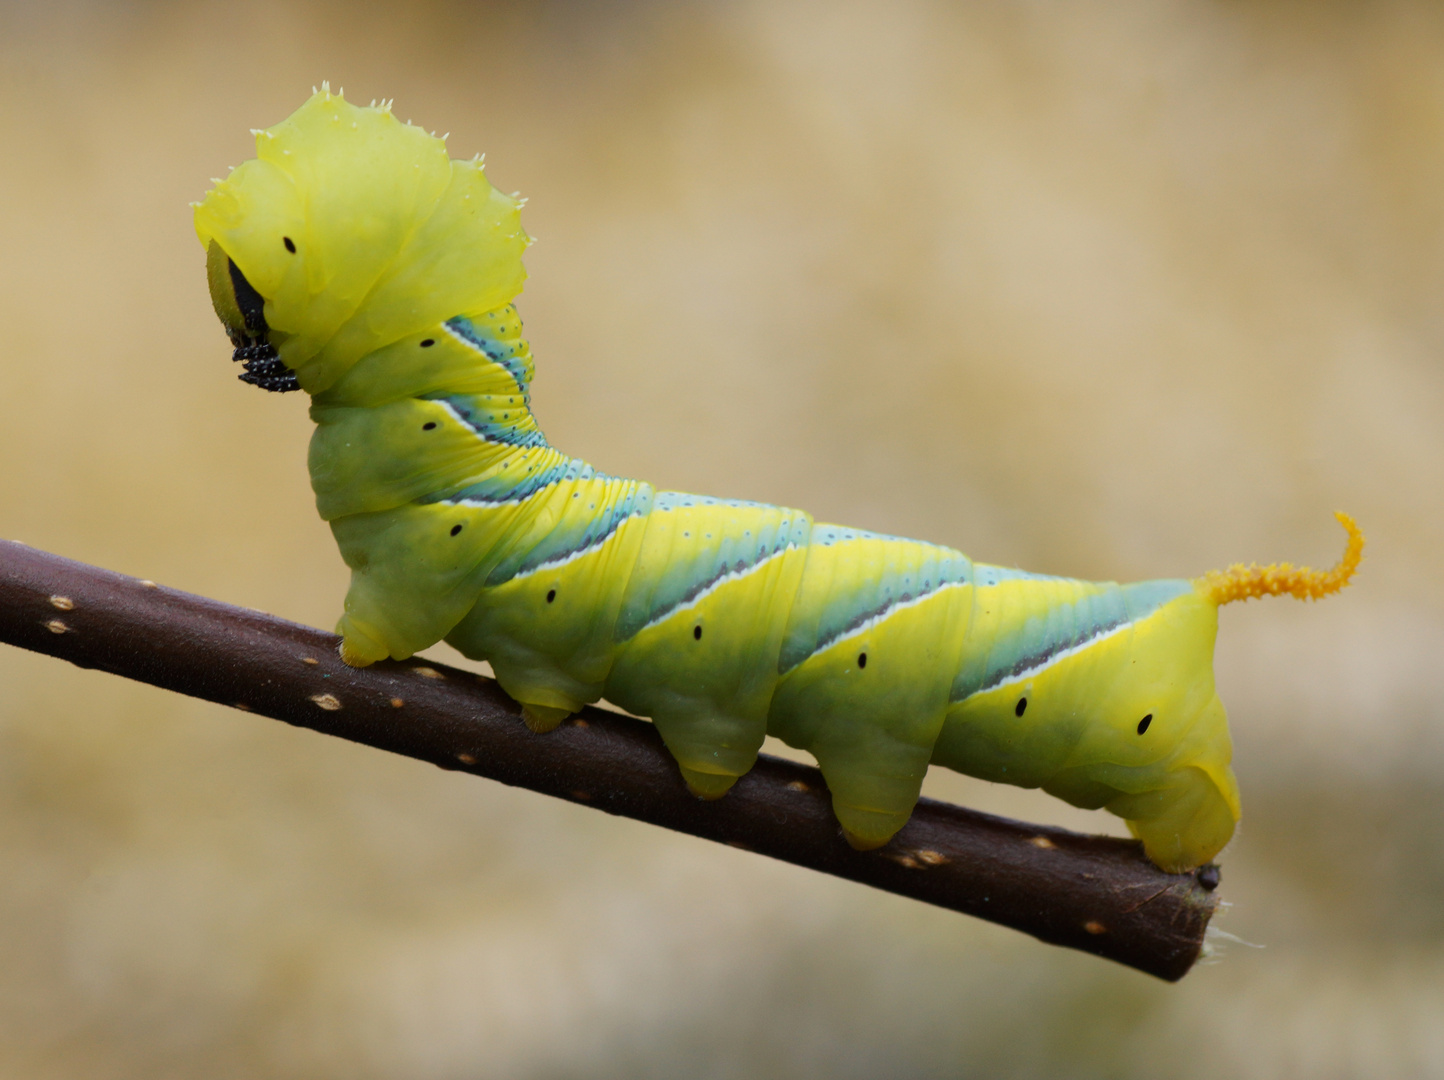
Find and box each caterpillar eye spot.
[546,589,556,603]
[1137,713,1153,735]
[693,625,702,641]
[423,421,437,430]
[1015,697,1027,717]
[420,338,435,347]
[857,652,867,669]
[450,524,463,536]
[282,236,296,253]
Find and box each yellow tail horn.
[1195,511,1364,606]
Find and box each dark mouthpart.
[228,259,298,393]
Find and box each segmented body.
[196,89,1359,871]
[303,303,1233,864]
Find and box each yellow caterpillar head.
[194,85,530,394]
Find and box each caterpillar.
[194,88,1363,873]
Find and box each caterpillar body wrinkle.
[195,89,1362,872]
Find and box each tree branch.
[0,539,1219,980]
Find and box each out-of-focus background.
[1,1,1441,1075]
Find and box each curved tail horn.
[1195,511,1364,606]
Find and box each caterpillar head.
[194,85,530,395]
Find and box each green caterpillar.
[195,88,1362,872]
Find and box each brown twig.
[0,539,1219,980]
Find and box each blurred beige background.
[2,0,1442,1076]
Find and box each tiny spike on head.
[1195,512,1364,606]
